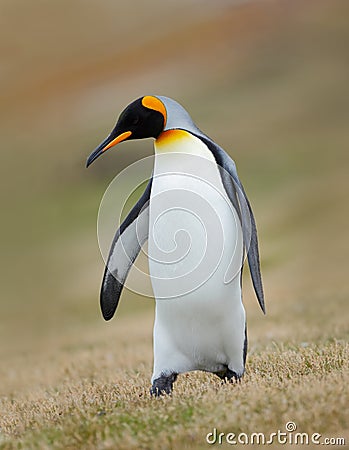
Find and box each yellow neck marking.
[155,129,190,149]
[155,129,214,161]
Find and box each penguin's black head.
[86,96,166,167]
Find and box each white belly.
[149,130,246,379]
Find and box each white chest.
[148,130,243,300]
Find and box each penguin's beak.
[86,130,132,167]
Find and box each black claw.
[150,373,178,397]
[215,366,243,383]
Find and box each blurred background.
[0,0,348,392]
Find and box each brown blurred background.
[0,0,348,388]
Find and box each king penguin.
[87,95,265,396]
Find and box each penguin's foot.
[150,373,178,397]
[215,367,243,384]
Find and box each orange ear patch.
[142,96,167,126]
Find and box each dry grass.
[1,0,349,448]
[1,327,348,449]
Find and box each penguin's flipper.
[195,135,265,314]
[231,176,266,314]
[100,178,152,321]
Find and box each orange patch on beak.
[103,131,132,151]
